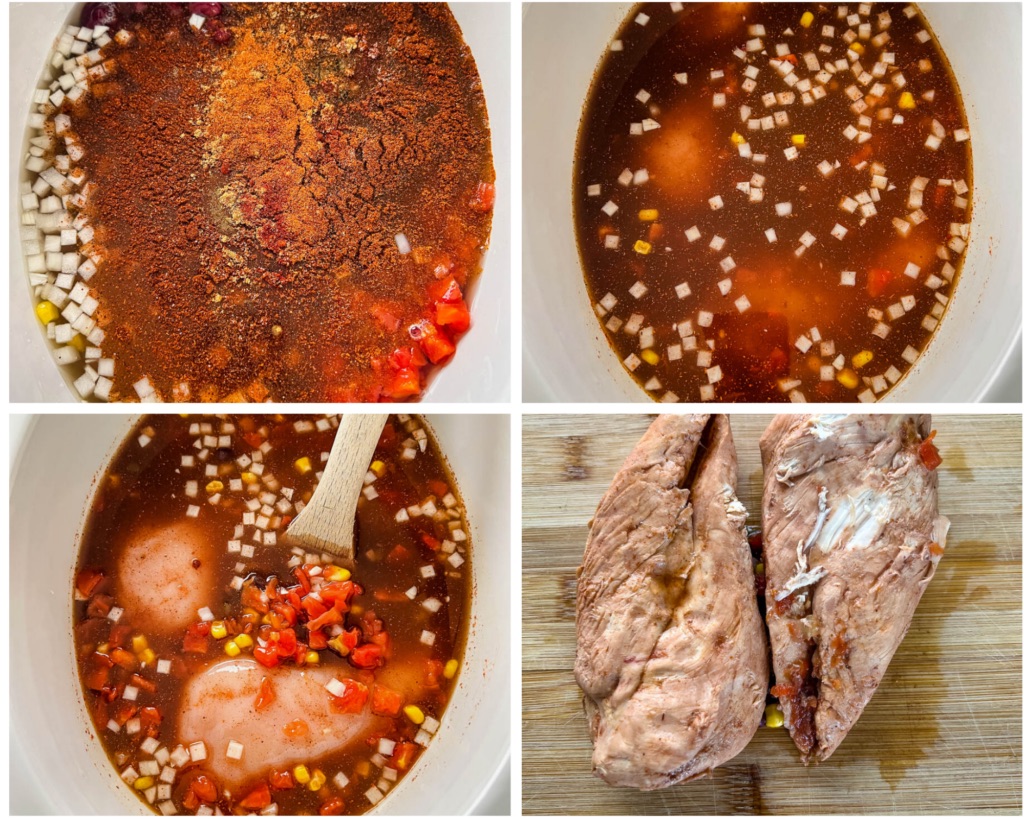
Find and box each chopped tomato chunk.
[331,679,369,714]
[409,320,456,365]
[320,797,347,815]
[920,429,943,470]
[371,684,403,717]
[254,676,275,711]
[76,568,105,599]
[239,782,272,811]
[270,769,295,790]
[468,180,495,212]
[283,719,309,738]
[866,267,893,298]
[351,643,384,670]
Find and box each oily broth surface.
[575,2,972,403]
[72,414,470,815]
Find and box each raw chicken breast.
[178,659,378,791]
[575,414,768,789]
[115,520,214,634]
[760,414,949,763]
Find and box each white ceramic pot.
[523,2,1021,402]
[9,414,511,814]
[9,2,510,403]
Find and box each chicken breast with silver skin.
[760,414,949,763]
[575,414,768,790]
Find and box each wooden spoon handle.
[286,413,388,564]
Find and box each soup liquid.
[575,2,972,403]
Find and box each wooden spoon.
[285,413,388,565]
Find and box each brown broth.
[575,2,972,403]
[72,414,470,815]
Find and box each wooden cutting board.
[522,414,1022,815]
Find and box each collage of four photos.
[7,1,1023,816]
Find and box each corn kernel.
[730,131,746,145]
[308,769,326,792]
[350,604,363,617]
[370,460,386,477]
[69,333,87,353]
[305,651,320,665]
[403,705,425,725]
[837,368,860,389]
[328,636,351,657]
[765,703,785,728]
[327,566,351,582]
[139,649,156,666]
[640,349,660,366]
[851,41,865,54]
[132,635,149,653]
[210,621,228,640]
[234,633,253,649]
[134,776,155,790]
[444,659,459,679]
[240,471,258,485]
[852,350,874,369]
[293,765,311,785]
[35,300,60,325]
[224,640,241,657]
[294,456,312,475]
[633,240,652,255]
[355,761,371,777]
[205,480,224,494]
[898,91,915,109]
[791,134,806,146]
[755,562,765,576]
[800,11,814,28]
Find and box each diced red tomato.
[920,429,943,470]
[270,770,295,790]
[86,594,114,619]
[371,304,402,333]
[371,684,403,717]
[84,653,114,691]
[138,706,162,733]
[130,673,157,694]
[866,267,894,298]
[308,607,343,632]
[420,533,441,552]
[308,629,328,650]
[183,622,211,654]
[283,719,309,738]
[110,647,137,670]
[112,700,137,726]
[435,300,470,334]
[243,431,264,449]
[76,568,105,599]
[190,774,218,804]
[392,741,418,771]
[331,679,369,714]
[239,782,272,811]
[108,624,132,648]
[320,797,347,815]
[351,643,384,670]
[409,320,456,365]
[425,659,444,689]
[255,645,281,669]
[302,596,328,620]
[384,366,422,400]
[255,676,275,711]
[387,544,412,564]
[242,584,270,614]
[468,181,495,213]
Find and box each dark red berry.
[212,26,233,44]
[80,2,118,28]
[189,2,223,16]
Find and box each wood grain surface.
[522,414,1022,815]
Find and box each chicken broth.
[72,414,471,815]
[575,2,972,403]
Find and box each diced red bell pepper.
[351,643,384,670]
[420,533,441,552]
[76,568,105,599]
[270,770,295,790]
[87,594,114,619]
[428,479,449,498]
[112,700,138,726]
[239,782,272,811]
[183,622,210,654]
[108,624,133,648]
[254,676,275,711]
[110,647,137,670]
[331,679,370,714]
[130,673,157,694]
[919,430,943,470]
[320,797,347,815]
[468,181,495,213]
[435,300,470,334]
[371,684,403,717]
[84,653,114,691]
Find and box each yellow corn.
[234,633,253,649]
[293,765,311,785]
[370,460,386,477]
[355,761,371,777]
[69,333,87,353]
[800,11,814,28]
[139,649,156,666]
[308,769,326,792]
[755,563,765,576]
[294,456,312,475]
[898,91,915,109]
[35,301,60,325]
[404,705,425,725]
[640,349,660,366]
[134,776,155,790]
[240,471,258,484]
[350,604,363,617]
[210,621,228,640]
[633,240,652,255]
[850,41,864,54]
[765,703,785,728]
[206,480,224,494]
[132,635,149,653]
[305,651,320,665]
[837,368,860,389]
[791,134,806,146]
[730,131,746,145]
[224,640,241,657]
[638,209,659,222]
[444,659,459,679]
[327,566,351,582]
[852,350,874,369]
[328,636,351,657]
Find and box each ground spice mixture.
[41,2,494,402]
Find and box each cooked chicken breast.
[575,414,768,790]
[760,414,949,763]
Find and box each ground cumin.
[69,2,493,402]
